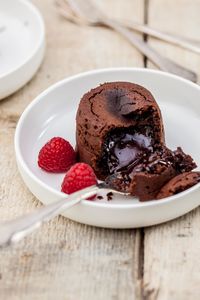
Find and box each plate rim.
[14,67,200,209]
[0,0,45,80]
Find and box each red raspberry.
[61,163,97,199]
[38,137,76,172]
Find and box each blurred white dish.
[15,68,200,228]
[0,0,45,100]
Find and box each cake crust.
[76,82,165,178]
[156,172,200,199]
[76,82,197,201]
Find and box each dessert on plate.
[76,82,199,201]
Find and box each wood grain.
[0,1,145,299]
[143,1,200,299]
[1,1,200,299]
[146,0,200,82]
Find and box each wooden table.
[0,1,200,299]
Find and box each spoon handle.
[0,185,98,248]
[125,21,200,55]
[103,19,197,82]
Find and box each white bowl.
[15,68,200,228]
[0,0,45,100]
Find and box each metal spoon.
[56,0,197,82]
[0,177,129,248]
[56,0,200,53]
[123,21,200,55]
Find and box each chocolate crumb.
[107,192,113,201]
[97,195,103,200]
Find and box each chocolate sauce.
[102,128,153,174]
[108,134,151,172]
[98,126,194,181]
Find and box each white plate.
[0,0,45,100]
[15,68,200,228]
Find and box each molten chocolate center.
[105,131,153,173]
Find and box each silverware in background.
[124,21,200,55]
[56,0,199,82]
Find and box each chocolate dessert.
[156,172,200,199]
[76,82,198,201]
[105,146,196,201]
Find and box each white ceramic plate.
[15,68,200,228]
[0,0,45,100]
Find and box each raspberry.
[38,137,76,172]
[61,163,97,200]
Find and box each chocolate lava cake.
[76,82,197,201]
[156,171,200,200]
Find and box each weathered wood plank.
[143,1,200,299]
[143,210,200,300]
[0,1,145,299]
[146,0,200,82]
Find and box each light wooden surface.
[144,1,200,299]
[0,1,200,299]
